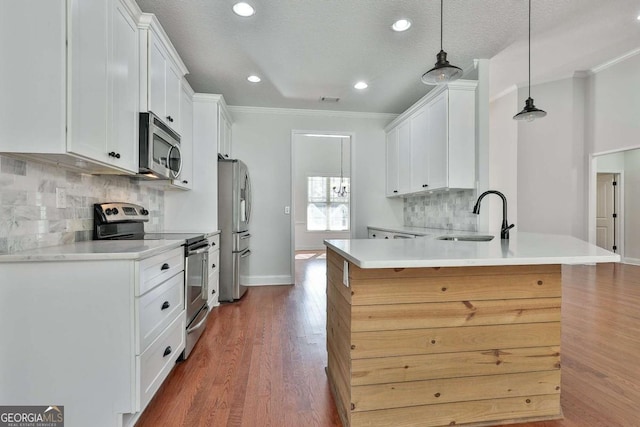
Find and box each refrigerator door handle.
[240,249,252,258]
[240,234,251,240]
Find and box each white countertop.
[325,231,620,268]
[0,239,186,262]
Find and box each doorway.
[290,131,354,283]
[595,173,619,253]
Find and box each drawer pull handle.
[161,263,170,270]
[163,346,172,357]
[161,301,170,310]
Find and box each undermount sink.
[436,234,495,242]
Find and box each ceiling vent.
[320,97,340,103]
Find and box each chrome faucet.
[472,190,515,239]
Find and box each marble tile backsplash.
[0,155,165,254]
[404,189,478,231]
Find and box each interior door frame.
[290,130,356,281]
[595,172,622,254]
[589,146,637,260]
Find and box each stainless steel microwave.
[139,112,182,180]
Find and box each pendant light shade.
[514,0,546,121]
[421,0,462,85]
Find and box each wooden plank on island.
[348,263,561,280]
[350,273,561,305]
[351,297,562,331]
[351,370,561,412]
[351,346,561,386]
[351,322,561,359]
[349,394,562,427]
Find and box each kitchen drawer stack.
[207,234,221,308]
[133,247,186,414]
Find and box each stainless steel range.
[93,202,210,359]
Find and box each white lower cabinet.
[0,245,186,427]
[207,234,221,308]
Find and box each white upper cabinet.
[385,129,399,196]
[385,80,477,197]
[0,0,141,174]
[218,103,233,159]
[139,14,187,135]
[170,81,194,190]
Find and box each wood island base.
[325,248,563,427]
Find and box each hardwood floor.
[136,256,640,427]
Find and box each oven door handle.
[188,243,210,255]
[186,305,210,334]
[201,256,209,300]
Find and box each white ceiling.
[135,0,640,114]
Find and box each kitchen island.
[324,232,619,427]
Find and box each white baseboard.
[294,245,326,251]
[242,275,294,286]
[623,257,640,266]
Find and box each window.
[307,176,350,231]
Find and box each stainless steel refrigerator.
[218,158,251,301]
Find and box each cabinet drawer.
[208,249,220,276]
[137,271,185,353]
[138,314,185,411]
[138,247,184,295]
[208,234,220,250]
[207,272,220,308]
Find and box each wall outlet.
[56,188,67,208]
[284,206,290,215]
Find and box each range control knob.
[140,209,149,215]
[105,208,113,215]
[111,208,119,215]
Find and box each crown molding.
[226,105,398,120]
[591,48,640,74]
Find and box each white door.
[596,173,618,252]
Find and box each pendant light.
[332,138,349,197]
[513,0,547,121]
[421,0,463,85]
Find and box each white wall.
[624,150,640,262]
[516,77,587,239]
[590,52,640,155]
[486,87,518,234]
[293,134,350,250]
[230,107,402,285]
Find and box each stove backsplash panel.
[0,155,164,254]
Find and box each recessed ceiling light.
[637,13,640,21]
[247,75,261,83]
[354,81,368,90]
[233,2,255,17]
[392,19,412,32]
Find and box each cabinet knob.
[393,190,398,193]
[372,234,376,238]
[182,180,189,184]
[212,289,216,294]
[166,116,174,123]
[161,301,170,310]
[163,346,172,357]
[108,152,121,159]
[385,236,389,239]
[225,154,229,158]
[422,184,428,188]
[161,263,170,271]
[212,263,216,269]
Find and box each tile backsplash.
[0,155,164,254]
[404,189,478,231]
